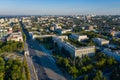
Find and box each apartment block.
[7,32,23,42]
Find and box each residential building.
[69,34,88,41]
[93,38,109,46]
[52,23,61,30]
[0,28,7,39]
[103,49,120,62]
[50,26,55,31]
[110,30,116,36]
[85,25,94,31]
[56,29,72,34]
[7,32,23,42]
[0,27,12,39]
[115,31,120,38]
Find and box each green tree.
[68,66,78,79]
[93,70,103,80]
[0,58,5,80]
[81,66,87,74]
[63,58,70,68]
[84,75,88,80]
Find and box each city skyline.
[0,0,120,15]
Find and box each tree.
[4,59,23,80]
[84,75,88,80]
[75,57,83,68]
[0,58,5,80]
[63,58,70,68]
[82,55,91,65]
[68,66,78,79]
[93,70,103,80]
[81,67,87,74]
[95,58,106,69]
[56,56,64,67]
[86,64,93,72]
[106,57,117,66]
[97,70,103,78]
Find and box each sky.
[0,0,120,15]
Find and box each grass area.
[36,37,54,50]
[43,42,53,50]
[65,38,95,48]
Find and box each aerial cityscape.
[0,0,120,80]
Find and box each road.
[29,48,48,80]
[21,22,67,80]
[25,55,38,80]
[24,41,38,80]
[27,37,66,80]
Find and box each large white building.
[93,38,109,46]
[7,32,23,42]
[56,29,72,34]
[69,34,88,42]
[53,36,95,58]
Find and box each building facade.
[69,34,88,41]
[53,36,95,58]
[93,38,109,46]
[7,32,23,42]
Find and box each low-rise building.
[85,25,94,31]
[50,26,55,31]
[56,29,72,34]
[69,34,88,41]
[0,27,12,40]
[110,30,116,36]
[93,38,109,46]
[51,23,61,30]
[115,31,120,38]
[103,49,120,62]
[0,28,8,39]
[7,32,23,42]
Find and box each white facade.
[69,34,88,41]
[56,29,72,34]
[61,29,72,34]
[7,32,23,42]
[75,46,95,57]
[93,38,109,46]
[53,36,95,58]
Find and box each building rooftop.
[94,38,108,42]
[54,36,94,50]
